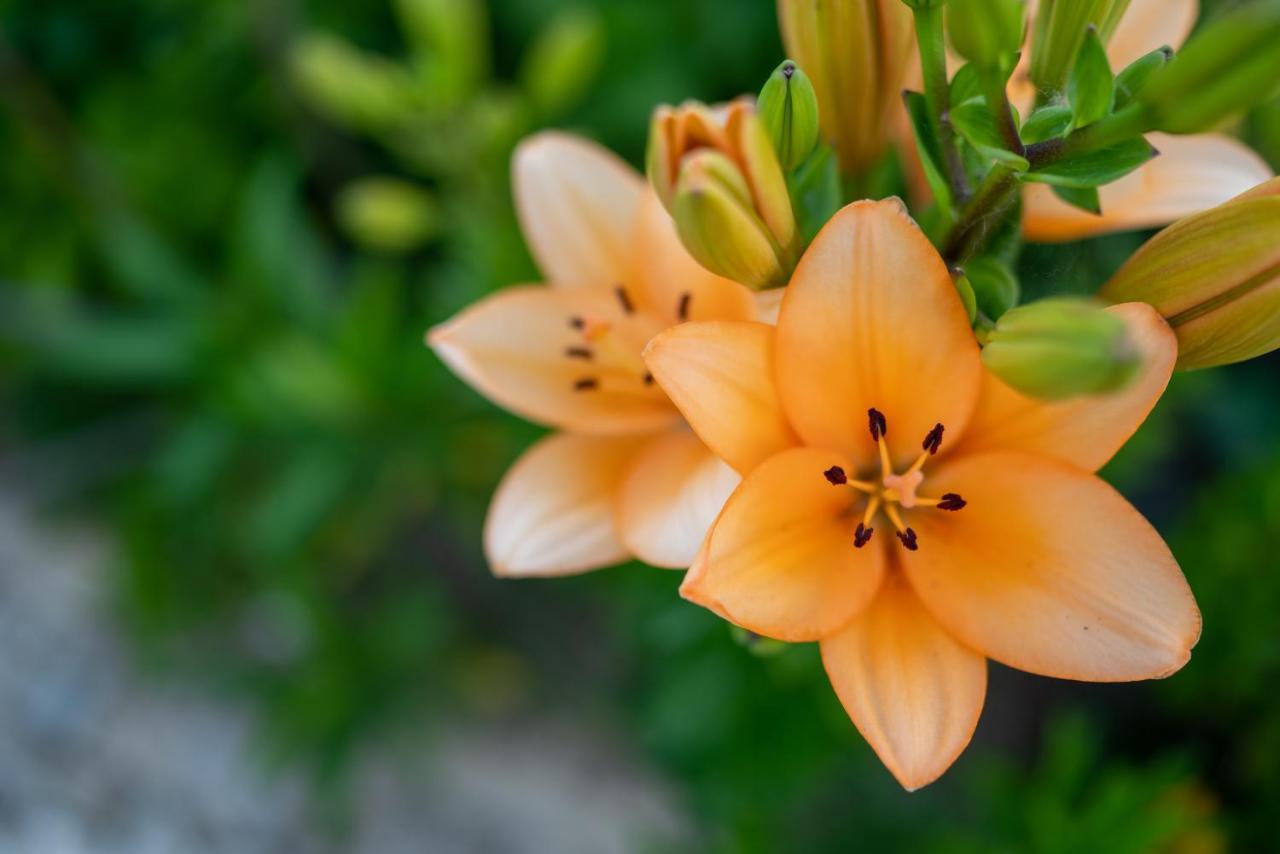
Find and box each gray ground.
[0,488,687,853]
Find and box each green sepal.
[1023,137,1156,189]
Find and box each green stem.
[913,5,970,204]
[941,163,1020,263]
[980,67,1025,157]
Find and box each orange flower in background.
[1016,0,1274,241]
[644,199,1201,789]
[429,132,774,576]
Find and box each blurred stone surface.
[0,488,686,853]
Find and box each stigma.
[824,408,967,551]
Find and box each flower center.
[566,286,689,396]
[822,408,967,552]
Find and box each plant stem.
[912,5,970,204]
[941,163,1020,263]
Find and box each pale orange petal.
[485,433,648,577]
[1023,134,1273,242]
[615,431,741,569]
[775,199,982,471]
[681,447,886,642]
[513,132,644,288]
[951,303,1176,472]
[628,190,760,324]
[1108,0,1198,68]
[900,451,1201,681]
[822,575,987,791]
[643,321,799,474]
[428,285,678,435]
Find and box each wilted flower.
[1016,0,1274,241]
[1101,177,1280,370]
[644,199,1200,789]
[429,132,774,576]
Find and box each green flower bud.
[289,34,420,132]
[982,298,1142,400]
[672,151,788,290]
[1028,0,1127,101]
[394,0,489,105]
[1100,177,1280,370]
[336,177,440,253]
[757,60,821,170]
[963,256,1020,320]
[1137,3,1280,135]
[520,7,605,116]
[947,0,1025,71]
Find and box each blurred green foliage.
[1,0,1279,849]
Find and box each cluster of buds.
[647,99,800,289]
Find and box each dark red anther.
[938,493,967,511]
[854,523,874,549]
[573,377,599,391]
[615,286,634,315]
[569,316,585,330]
[922,423,944,455]
[677,292,691,321]
[823,465,847,485]
[896,528,919,551]
[565,346,593,360]
[868,408,887,441]
[643,372,655,386]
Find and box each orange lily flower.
[429,132,774,577]
[1016,0,1274,241]
[643,199,1201,789]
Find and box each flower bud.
[1137,3,1280,135]
[757,60,820,171]
[336,177,440,253]
[777,0,914,174]
[647,100,797,271]
[947,0,1025,71]
[290,34,420,132]
[1028,0,1127,101]
[671,151,789,290]
[982,298,1142,400]
[1100,177,1280,370]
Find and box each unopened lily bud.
[672,151,789,290]
[982,298,1142,400]
[1028,0,1127,100]
[947,0,1025,71]
[336,177,440,253]
[647,100,797,270]
[290,34,419,132]
[1137,3,1280,135]
[1100,177,1280,370]
[777,0,914,174]
[757,60,820,170]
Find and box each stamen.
[922,423,944,455]
[938,492,966,511]
[615,286,634,315]
[643,372,655,386]
[573,377,598,391]
[569,316,585,331]
[861,495,881,527]
[824,466,847,485]
[565,347,593,361]
[895,528,919,551]
[854,523,874,549]
[867,408,887,441]
[677,292,691,321]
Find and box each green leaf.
[1020,104,1073,144]
[950,62,983,106]
[1024,137,1156,188]
[963,256,1020,320]
[902,90,955,218]
[788,145,841,244]
[1052,184,1102,214]
[950,100,1030,171]
[1068,26,1114,129]
[1114,46,1172,110]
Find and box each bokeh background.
[2,0,1279,851]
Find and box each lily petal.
[615,431,741,569]
[629,190,760,324]
[1023,134,1273,243]
[1108,0,1198,69]
[775,199,983,470]
[822,575,987,791]
[901,451,1202,682]
[644,321,799,474]
[681,447,886,642]
[952,303,1176,472]
[429,285,678,435]
[485,432,648,577]
[513,132,645,288]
